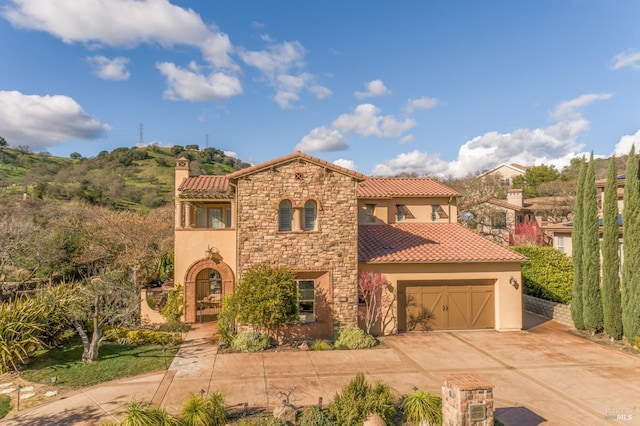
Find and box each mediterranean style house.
[173,152,526,339]
[544,174,625,257]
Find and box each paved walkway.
[3,314,640,425]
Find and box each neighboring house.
[472,189,541,245]
[544,174,625,257]
[479,163,530,186]
[173,152,526,338]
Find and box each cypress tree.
[622,145,640,342]
[602,156,623,339]
[571,159,586,330]
[582,153,603,333]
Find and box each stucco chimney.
[507,189,523,207]
[175,157,190,197]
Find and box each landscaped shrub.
[231,331,271,353]
[310,340,332,351]
[218,295,238,345]
[327,373,396,425]
[512,246,573,303]
[119,400,181,426]
[161,284,185,322]
[106,328,181,346]
[333,327,377,350]
[181,392,227,426]
[0,297,47,373]
[299,406,334,426]
[401,389,442,425]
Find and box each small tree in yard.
[66,269,140,362]
[232,264,299,336]
[358,271,394,335]
[571,158,587,330]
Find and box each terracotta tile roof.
[358,223,527,263]
[226,151,366,180]
[357,178,460,198]
[178,175,233,198]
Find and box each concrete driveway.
[3,313,639,425]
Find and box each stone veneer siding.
[523,294,574,327]
[234,160,360,331]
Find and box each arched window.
[279,200,292,231]
[304,200,317,231]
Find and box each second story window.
[365,204,376,223]
[279,200,292,231]
[491,211,507,230]
[304,200,317,231]
[557,235,565,253]
[431,204,440,222]
[396,204,405,222]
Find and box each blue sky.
[1,0,640,177]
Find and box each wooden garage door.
[401,281,494,331]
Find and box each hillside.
[0,144,250,210]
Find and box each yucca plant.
[208,391,227,425]
[120,401,181,426]
[328,373,396,425]
[181,392,226,426]
[401,389,442,426]
[0,297,47,373]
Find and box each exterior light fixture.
[509,276,519,289]
[205,245,220,260]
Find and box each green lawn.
[21,336,179,388]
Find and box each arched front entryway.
[184,258,234,323]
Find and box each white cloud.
[223,150,237,158]
[239,41,305,76]
[372,93,612,177]
[399,135,414,144]
[239,40,330,108]
[0,90,109,149]
[308,85,332,99]
[274,91,300,109]
[404,96,439,113]
[87,55,131,80]
[354,80,391,99]
[333,158,357,171]
[3,0,236,69]
[332,104,415,138]
[611,49,640,70]
[296,127,347,152]
[613,130,640,156]
[157,62,242,101]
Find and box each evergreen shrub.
[333,327,377,350]
[512,246,573,303]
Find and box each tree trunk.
[71,320,92,362]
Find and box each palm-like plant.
[401,389,442,426]
[119,400,183,426]
[0,297,47,373]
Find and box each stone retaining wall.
[523,294,574,327]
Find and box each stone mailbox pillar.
[442,374,494,426]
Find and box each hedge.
[512,246,573,304]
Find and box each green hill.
[0,144,249,210]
